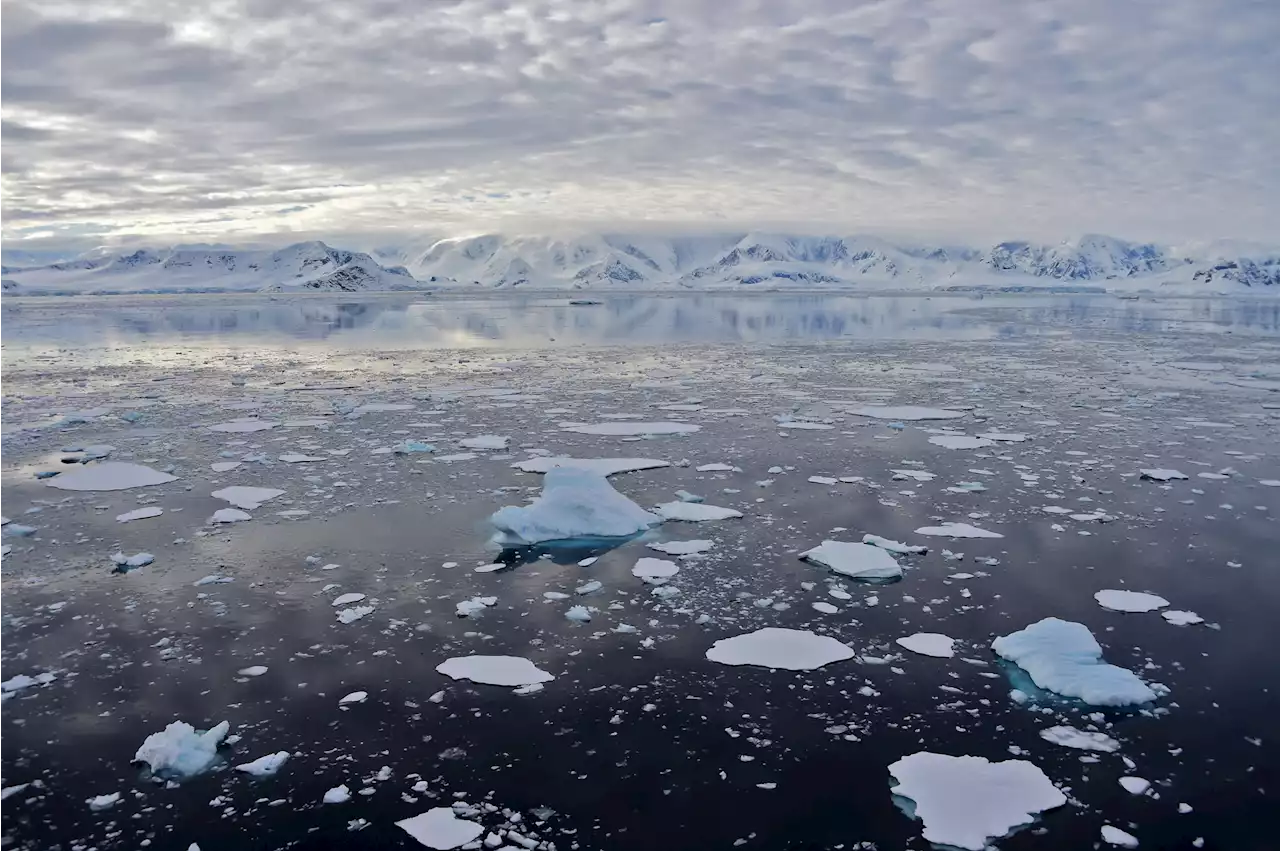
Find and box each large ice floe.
[1094,589,1169,613]
[888,752,1066,851]
[133,720,230,779]
[490,468,660,545]
[800,541,903,581]
[511,456,670,476]
[396,807,485,849]
[435,655,555,688]
[211,486,285,510]
[914,522,1004,539]
[992,617,1158,706]
[653,502,743,522]
[45,462,177,492]
[705,627,855,670]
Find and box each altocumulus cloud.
[2,0,1278,242]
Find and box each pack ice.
[133,720,230,778]
[992,617,1158,706]
[46,463,177,492]
[490,468,661,545]
[801,541,902,581]
[705,628,855,670]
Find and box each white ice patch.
[211,486,285,510]
[336,605,375,624]
[490,468,661,545]
[331,593,367,607]
[87,792,122,811]
[1140,468,1188,481]
[208,419,279,433]
[338,691,368,705]
[237,666,268,677]
[235,751,290,776]
[1119,776,1151,795]
[705,627,855,670]
[460,435,509,450]
[888,752,1066,851]
[654,502,743,522]
[801,541,902,581]
[977,432,1029,442]
[116,507,163,523]
[647,539,714,555]
[632,557,679,583]
[896,633,957,658]
[46,462,177,492]
[2,672,57,693]
[133,721,230,778]
[455,597,497,617]
[511,456,670,476]
[849,406,965,421]
[396,807,485,850]
[914,522,1003,539]
[892,469,937,481]
[435,655,555,687]
[562,422,700,436]
[323,784,351,804]
[210,461,242,472]
[696,463,738,472]
[1094,590,1169,613]
[1101,825,1140,847]
[1038,725,1121,752]
[1162,610,1204,626]
[862,533,927,555]
[210,508,251,524]
[992,617,1158,706]
[279,453,326,463]
[928,435,995,450]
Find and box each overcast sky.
[4,0,1278,247]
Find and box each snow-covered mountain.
[4,233,1277,294]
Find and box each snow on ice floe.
[336,605,375,624]
[654,502,743,522]
[323,784,351,804]
[632,557,679,583]
[208,419,280,433]
[210,508,251,524]
[849,406,965,421]
[562,421,700,436]
[914,522,1003,539]
[512,456,670,476]
[133,721,230,779]
[705,627,855,670]
[396,807,485,850]
[648,539,714,555]
[210,461,241,473]
[435,656,555,688]
[338,691,368,705]
[1039,725,1121,752]
[1140,468,1188,481]
[1101,825,1141,847]
[235,751,290,776]
[888,752,1066,851]
[1095,589,1169,613]
[490,468,660,545]
[896,633,956,658]
[928,435,996,450]
[331,593,366,607]
[774,419,834,430]
[459,434,509,450]
[116,507,163,523]
[862,533,927,555]
[1162,610,1204,626]
[992,617,1158,706]
[46,462,177,492]
[211,486,285,510]
[801,541,902,581]
[87,792,122,811]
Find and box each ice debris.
[1038,725,1121,752]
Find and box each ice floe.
[331,593,367,607]
[237,666,268,677]
[632,557,679,583]
[512,456,670,476]
[992,617,1158,706]
[1162,610,1204,626]
[914,522,1004,539]
[1119,776,1151,795]
[896,633,956,658]
[2,672,57,694]
[1094,590,1169,613]
[235,751,290,776]
[435,656,555,687]
[705,627,855,670]
[87,792,121,811]
[1101,825,1140,847]
[653,502,743,522]
[210,461,241,473]
[800,541,902,581]
[455,597,497,617]
[46,462,177,492]
[1140,468,1188,481]
[849,406,965,421]
[336,605,375,624]
[208,419,279,433]
[210,508,251,524]
[928,435,995,450]
[133,720,230,779]
[562,421,700,436]
[116,507,164,523]
[647,539,714,555]
[323,784,351,804]
[490,468,660,545]
[338,691,368,705]
[396,807,485,850]
[862,533,927,555]
[977,432,1029,442]
[460,435,509,450]
[1039,725,1121,752]
[211,486,285,510]
[279,453,326,463]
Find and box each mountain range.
[3,232,1277,294]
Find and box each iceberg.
[133,720,230,778]
[489,468,660,545]
[801,540,902,580]
[992,617,1158,706]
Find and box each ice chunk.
[436,655,555,687]
[801,541,902,581]
[279,453,326,463]
[323,784,351,803]
[235,751,290,776]
[46,462,177,492]
[455,597,497,617]
[892,469,936,481]
[237,666,268,677]
[1140,468,1187,481]
[210,508,252,524]
[512,456,670,476]
[1162,610,1204,626]
[338,691,368,705]
[563,421,700,436]
[460,435,509,450]
[648,539,714,555]
[133,720,230,778]
[977,432,1029,442]
[992,617,1157,706]
[490,468,660,545]
[564,605,592,622]
[929,435,996,450]
[1101,825,1140,847]
[888,752,1066,851]
[632,557,679,583]
[393,440,436,454]
[1094,590,1169,613]
[331,593,367,607]
[705,627,855,670]
[194,575,232,586]
[211,461,242,472]
[1119,776,1150,795]
[654,502,743,522]
[914,522,1003,539]
[336,605,375,624]
[396,807,485,850]
[116,507,163,523]
[896,633,956,658]
[1038,725,1120,752]
[211,486,285,510]
[209,419,279,433]
[2,672,57,693]
[862,533,927,555]
[111,551,155,568]
[849,406,965,421]
[87,792,122,811]
[696,463,738,472]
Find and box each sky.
[3,0,1279,249]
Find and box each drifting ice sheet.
[654,502,743,522]
[1039,725,1121,752]
[511,456,670,476]
[211,486,285,510]
[490,468,660,545]
[928,435,996,450]
[801,541,902,580]
[992,617,1157,706]
[915,522,1003,539]
[116,507,163,523]
[888,752,1066,851]
[632,557,679,583]
[1095,590,1169,613]
[46,463,177,492]
[648,539,714,555]
[396,807,485,850]
[133,721,230,778]
[563,421,700,436]
[896,633,956,658]
[705,627,855,670]
[849,406,965,421]
[435,655,555,687]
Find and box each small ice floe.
[336,605,375,624]
[87,792,122,811]
[1,784,30,800]
[888,752,1066,851]
[1038,725,1121,752]
[323,784,351,804]
[1094,590,1169,613]
[133,720,230,779]
[696,463,739,472]
[46,462,177,492]
[211,486,285,510]
[396,807,485,850]
[237,666,268,677]
[914,522,1003,539]
[812,601,839,614]
[338,691,368,706]
[473,563,504,573]
[896,633,956,658]
[4,524,37,537]
[490,468,660,546]
[632,557,679,583]
[460,435,509,450]
[435,656,555,688]
[848,406,965,421]
[977,432,1029,443]
[892,469,936,481]
[235,751,290,776]
[210,508,252,524]
[354,402,414,413]
[800,541,902,581]
[1119,777,1151,795]
[194,575,233,586]
[1101,825,1140,847]
[808,475,838,485]
[2,672,57,694]
[862,534,927,555]
[576,556,598,567]
[511,456,670,476]
[111,551,155,570]
[434,453,477,462]
[674,489,703,502]
[1162,610,1204,626]
[1140,468,1188,481]
[574,580,601,594]
[279,453,326,463]
[116,507,163,523]
[209,419,279,433]
[455,597,497,617]
[564,605,592,622]
[992,617,1158,706]
[393,441,435,454]
[562,422,700,436]
[705,627,855,670]
[654,502,743,522]
[331,593,367,607]
[648,539,713,555]
[774,418,834,430]
[928,435,995,450]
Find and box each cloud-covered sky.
[4,0,1278,246]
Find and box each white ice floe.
[696,463,738,472]
[849,406,965,421]
[2,672,57,693]
[111,551,155,568]
[396,807,485,850]
[436,655,555,688]
[210,461,242,472]
[194,575,232,586]
[323,784,351,804]
[977,432,1029,442]
[511,456,670,476]
[235,751,290,776]
[460,435,509,450]
[331,593,367,607]
[892,469,937,481]
[896,633,957,658]
[237,666,268,677]
[647,539,714,555]
[888,752,1066,851]
[653,502,743,522]
[1038,725,1121,752]
[279,453,326,463]
[562,421,700,436]
[209,419,279,433]
[435,453,477,462]
[1094,590,1169,613]
[210,508,251,524]
[808,475,838,485]
[812,601,839,614]
[1140,468,1188,481]
[338,691,368,705]
[564,605,592,622]
[800,541,902,581]
[211,486,285,510]
[775,420,834,430]
[705,627,855,670]
[87,792,122,811]
[1162,610,1204,626]
[632,557,679,583]
[133,720,230,778]
[46,462,177,492]
[354,402,414,413]
[116,507,164,523]
[929,435,996,450]
[1101,825,1140,847]
[455,596,497,617]
[992,617,1158,706]
[914,522,1003,539]
[1119,776,1151,795]
[862,533,927,555]
[336,605,375,624]
[490,468,661,545]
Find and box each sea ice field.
[1,292,1278,850]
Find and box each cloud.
[2,0,1278,244]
